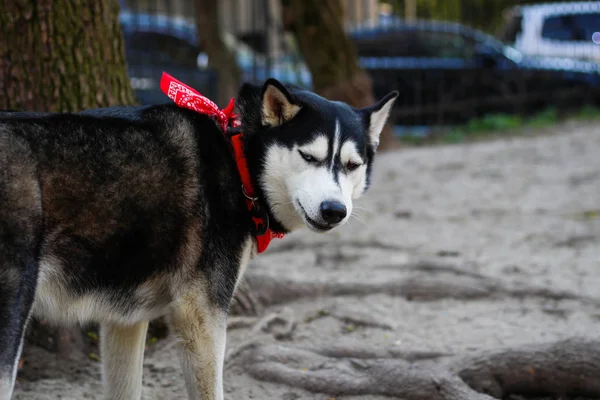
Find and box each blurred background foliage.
[384,0,545,33]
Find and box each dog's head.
[237,79,397,233]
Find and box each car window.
[353,27,478,59]
[124,32,199,66]
[573,13,600,42]
[542,16,575,41]
[353,31,425,57]
[417,30,476,58]
[542,13,600,42]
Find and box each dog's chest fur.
[1,105,256,325]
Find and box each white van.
[499,2,600,61]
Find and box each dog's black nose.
[320,200,347,224]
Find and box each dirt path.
[13,121,600,399]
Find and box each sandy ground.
[12,121,600,399]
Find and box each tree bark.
[0,0,136,112]
[282,0,397,150]
[405,0,417,20]
[0,0,137,356]
[195,0,242,108]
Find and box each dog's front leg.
[100,321,149,400]
[171,291,227,400]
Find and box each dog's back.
[0,104,241,321]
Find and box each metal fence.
[118,0,217,103]
[349,1,600,128]
[118,0,600,130]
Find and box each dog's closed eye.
[346,160,362,172]
[298,150,320,164]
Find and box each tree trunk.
[195,0,242,108]
[405,0,417,20]
[0,0,136,357]
[282,0,397,150]
[0,0,136,112]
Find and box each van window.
[541,13,600,42]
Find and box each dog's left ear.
[360,91,399,151]
[261,79,302,127]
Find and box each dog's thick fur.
[0,79,397,399]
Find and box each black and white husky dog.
[0,78,397,399]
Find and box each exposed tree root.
[229,256,600,399]
[227,316,259,330]
[230,279,263,316]
[378,259,488,279]
[232,338,600,400]
[235,343,494,400]
[243,259,600,308]
[266,239,411,255]
[247,307,296,340]
[455,338,600,399]
[305,342,453,362]
[304,305,396,330]
[225,308,297,366]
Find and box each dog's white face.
[256,83,398,233]
[261,121,366,232]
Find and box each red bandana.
[160,72,284,253]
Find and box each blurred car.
[220,32,311,88]
[119,10,217,104]
[348,19,600,125]
[499,2,600,62]
[119,10,310,105]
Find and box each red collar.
[160,72,284,253]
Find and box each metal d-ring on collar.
[241,184,259,206]
[241,184,270,236]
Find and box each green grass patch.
[526,107,558,128]
[398,104,600,147]
[577,105,600,119]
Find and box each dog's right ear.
[261,79,302,127]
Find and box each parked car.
[347,19,600,125]
[220,32,311,88]
[119,10,310,105]
[498,2,600,62]
[119,10,217,104]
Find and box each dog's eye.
[299,150,317,163]
[346,161,362,171]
